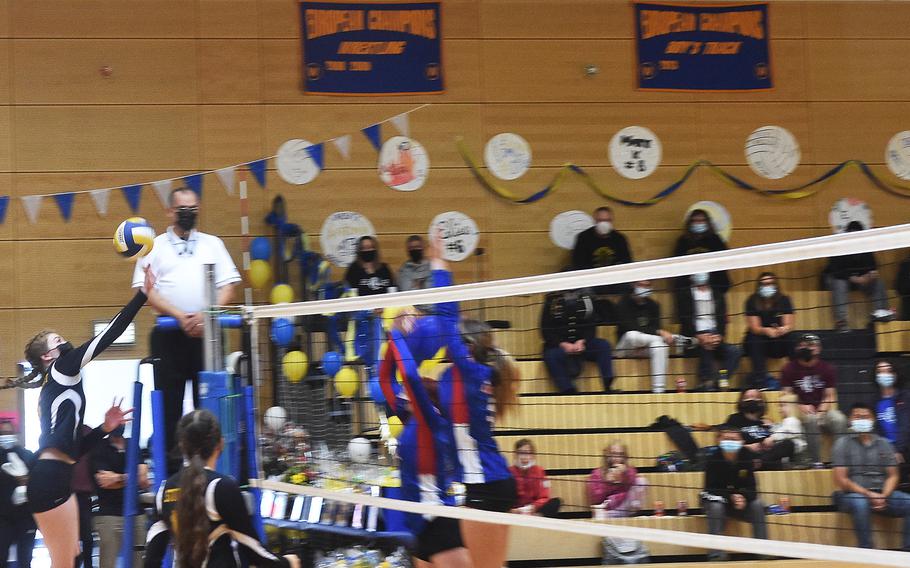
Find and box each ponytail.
[9,330,56,390]
[176,455,211,568]
[459,319,519,418]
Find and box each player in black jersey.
[145,409,300,568]
[20,267,154,568]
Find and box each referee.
[132,187,240,470]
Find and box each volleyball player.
[145,409,300,568]
[20,267,154,568]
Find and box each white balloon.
[348,437,372,464]
[263,406,287,433]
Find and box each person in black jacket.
[0,420,36,568]
[825,221,894,332]
[541,288,614,394]
[722,389,797,469]
[571,206,633,295]
[672,209,730,298]
[701,425,768,561]
[677,274,741,391]
[743,271,795,390]
[894,253,910,321]
[344,235,396,296]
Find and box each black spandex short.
[465,477,518,512]
[414,516,464,561]
[27,459,74,514]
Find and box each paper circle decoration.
[829,198,872,234]
[549,210,594,250]
[428,211,480,262]
[378,136,430,191]
[885,131,910,180]
[320,211,376,267]
[685,201,732,243]
[484,133,532,180]
[276,139,321,185]
[609,126,662,180]
[744,126,800,180]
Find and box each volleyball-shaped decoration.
[347,437,372,464]
[886,131,910,180]
[113,217,155,259]
[745,126,801,180]
[335,366,360,398]
[282,350,308,383]
[264,406,287,432]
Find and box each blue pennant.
[0,196,8,225]
[53,192,76,221]
[184,173,203,196]
[362,124,381,151]
[308,143,325,170]
[249,159,268,188]
[121,185,142,213]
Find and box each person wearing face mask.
[743,271,795,390]
[701,426,767,560]
[872,361,909,467]
[614,280,693,393]
[832,402,910,550]
[0,419,36,568]
[571,206,633,295]
[677,272,741,391]
[672,209,731,298]
[509,439,561,518]
[895,252,910,321]
[345,235,396,296]
[132,187,240,471]
[587,443,647,517]
[781,333,847,467]
[723,390,797,468]
[398,235,432,292]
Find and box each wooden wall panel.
[198,0,260,38]
[807,39,910,101]
[9,1,196,38]
[0,106,12,172]
[0,41,10,103]
[805,2,910,39]
[198,39,262,103]
[200,105,265,168]
[809,102,910,164]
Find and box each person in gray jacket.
[398,235,432,292]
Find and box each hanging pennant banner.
[53,193,75,222]
[152,180,173,209]
[300,1,444,95]
[333,135,353,160]
[21,195,42,224]
[634,2,771,92]
[90,189,111,217]
[215,167,236,195]
[0,196,9,224]
[121,185,143,213]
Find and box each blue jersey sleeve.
[388,330,447,432]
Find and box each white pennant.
[215,167,236,195]
[152,180,173,209]
[332,135,352,160]
[90,189,111,217]
[389,113,410,138]
[21,195,43,224]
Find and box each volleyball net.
[242,224,910,566]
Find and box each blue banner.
[634,2,771,92]
[300,1,443,95]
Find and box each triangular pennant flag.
[0,196,9,225]
[152,180,173,209]
[362,123,381,151]
[332,135,352,160]
[89,189,111,217]
[308,143,325,170]
[184,173,203,197]
[249,159,268,188]
[389,113,410,138]
[21,195,42,224]
[53,193,75,222]
[121,184,142,213]
[215,167,236,195]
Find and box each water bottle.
[718,369,730,391]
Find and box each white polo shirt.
[132,227,241,314]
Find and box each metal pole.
[203,263,223,372]
[150,390,168,493]
[118,379,144,568]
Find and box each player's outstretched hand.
[429,227,447,271]
[141,266,157,296]
[103,398,134,433]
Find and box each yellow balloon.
[387,415,403,438]
[335,367,360,397]
[248,260,272,290]
[270,283,294,304]
[282,350,308,383]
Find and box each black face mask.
[176,209,197,232]
[738,399,765,415]
[408,249,424,263]
[797,347,814,362]
[359,249,377,263]
[55,341,75,356]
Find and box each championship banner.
[634,1,771,92]
[300,1,443,95]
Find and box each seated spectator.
[615,281,692,393]
[781,333,847,467]
[541,288,614,394]
[743,271,795,390]
[509,439,561,518]
[571,206,632,295]
[587,442,646,518]
[824,221,894,332]
[344,235,396,296]
[896,252,910,321]
[397,235,431,292]
[723,389,797,469]
[701,425,767,561]
[677,273,741,391]
[770,393,809,466]
[873,360,909,463]
[0,419,36,568]
[672,209,730,298]
[832,402,910,550]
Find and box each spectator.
[587,442,647,517]
[541,288,614,394]
[614,280,691,393]
[571,206,632,271]
[344,235,396,296]
[825,221,894,332]
[743,271,795,390]
[0,420,36,568]
[832,402,910,550]
[92,426,150,568]
[672,209,730,297]
[723,389,797,469]
[398,235,431,292]
[509,439,561,518]
[781,333,847,467]
[873,360,909,464]
[701,425,767,561]
[770,393,809,466]
[677,273,741,391]
[896,252,910,321]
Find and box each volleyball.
[744,125,801,180]
[113,217,156,259]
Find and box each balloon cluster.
[248,236,296,304]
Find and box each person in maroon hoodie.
[508,439,561,518]
[587,442,647,517]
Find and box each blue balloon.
[250,237,271,261]
[270,318,294,347]
[322,351,343,377]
